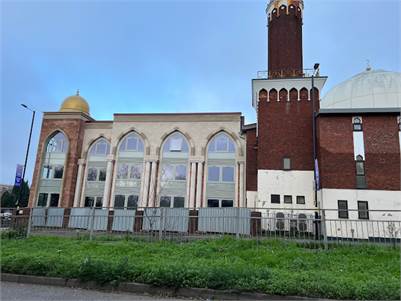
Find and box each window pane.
[221,200,233,207]
[284,195,292,204]
[95,197,103,208]
[130,164,142,179]
[49,194,59,207]
[127,195,138,209]
[169,137,183,152]
[160,196,171,208]
[356,161,365,176]
[42,166,52,179]
[117,164,129,179]
[228,140,235,153]
[161,164,174,181]
[208,166,220,181]
[283,158,291,170]
[338,200,348,219]
[87,168,98,181]
[296,196,305,204]
[126,137,137,150]
[175,165,187,181]
[96,142,107,155]
[271,194,280,204]
[98,168,106,181]
[114,195,125,208]
[173,197,185,208]
[358,201,369,220]
[207,199,219,207]
[53,166,64,179]
[84,197,94,207]
[37,193,48,207]
[222,166,234,182]
[215,135,228,152]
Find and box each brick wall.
[257,89,318,171]
[364,115,400,190]
[317,114,400,190]
[28,117,86,207]
[268,5,303,78]
[245,128,257,191]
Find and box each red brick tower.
[249,0,327,209]
[268,0,303,78]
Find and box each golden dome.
[60,90,90,115]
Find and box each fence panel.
[46,208,64,228]
[112,209,136,232]
[198,208,251,235]
[68,208,90,229]
[31,208,46,227]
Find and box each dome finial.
[366,59,371,71]
[76,89,80,96]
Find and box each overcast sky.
[1,0,400,185]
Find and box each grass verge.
[1,236,399,299]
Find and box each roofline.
[241,123,257,132]
[318,108,401,115]
[114,112,242,117]
[252,76,328,82]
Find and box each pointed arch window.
[208,132,235,153]
[353,117,363,131]
[89,138,110,156]
[162,132,189,153]
[119,132,144,153]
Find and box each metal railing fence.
[1,207,400,247]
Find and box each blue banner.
[14,164,24,187]
[314,159,320,190]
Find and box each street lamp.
[18,104,36,208]
[311,63,319,207]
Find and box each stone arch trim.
[205,128,244,157]
[158,128,195,156]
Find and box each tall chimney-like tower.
[267,0,303,78]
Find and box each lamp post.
[311,63,319,206]
[18,104,36,208]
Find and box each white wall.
[246,191,257,209]
[320,188,401,239]
[257,170,315,209]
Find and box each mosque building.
[28,0,401,227]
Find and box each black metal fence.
[1,207,400,246]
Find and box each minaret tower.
[268,0,303,78]
[250,0,327,209]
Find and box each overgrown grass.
[1,236,399,299]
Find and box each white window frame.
[159,195,186,208]
[206,198,234,208]
[207,165,235,183]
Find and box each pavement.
[0,281,191,301]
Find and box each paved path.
[0,281,190,301]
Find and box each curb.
[1,273,322,300]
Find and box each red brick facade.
[245,127,257,191]
[317,114,400,190]
[28,115,87,208]
[268,4,303,78]
[257,88,319,171]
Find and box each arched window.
[289,88,298,101]
[89,138,110,156]
[208,132,235,154]
[269,89,278,102]
[298,214,307,232]
[113,132,145,209]
[276,212,285,230]
[84,138,111,208]
[206,132,236,208]
[353,117,363,131]
[37,131,68,207]
[162,132,189,154]
[159,132,189,208]
[119,133,144,153]
[356,155,365,176]
[259,89,268,102]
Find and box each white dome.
[321,69,401,109]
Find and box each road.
[0,281,191,301]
